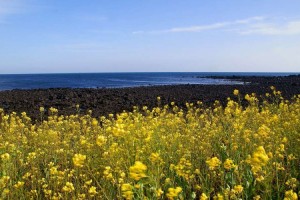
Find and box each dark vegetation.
[0,75,299,121]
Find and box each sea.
[0,72,297,91]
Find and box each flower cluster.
[206,157,221,170]
[246,146,269,181]
[72,154,86,168]
[129,161,147,181]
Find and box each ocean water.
[0,72,297,91]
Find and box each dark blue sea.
[0,72,297,91]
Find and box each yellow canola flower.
[200,193,209,200]
[72,154,86,168]
[156,188,164,197]
[214,193,224,200]
[233,89,239,96]
[0,176,10,188]
[88,186,97,196]
[173,157,192,180]
[49,166,58,175]
[78,193,86,200]
[13,181,24,189]
[96,135,107,146]
[103,166,113,180]
[43,189,52,196]
[149,152,163,164]
[282,137,288,143]
[129,161,147,181]
[62,182,75,193]
[39,107,45,112]
[92,119,98,126]
[166,187,182,200]
[2,189,10,196]
[286,178,298,189]
[121,183,134,200]
[85,179,93,186]
[248,146,269,173]
[1,153,10,161]
[206,157,221,170]
[246,146,270,182]
[223,159,236,170]
[27,152,37,160]
[284,190,298,200]
[232,185,243,194]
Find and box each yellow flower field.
[0,87,299,199]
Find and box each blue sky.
[1,0,300,73]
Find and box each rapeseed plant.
[0,88,299,199]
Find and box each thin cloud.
[234,16,265,24]
[133,16,265,34]
[240,20,300,35]
[164,22,230,33]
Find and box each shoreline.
[0,75,299,121]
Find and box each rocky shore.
[0,75,299,121]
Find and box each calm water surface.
[0,72,297,91]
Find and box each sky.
[1,0,300,74]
